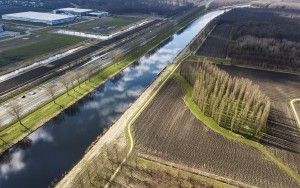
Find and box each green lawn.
[174,74,300,184]
[67,16,141,34]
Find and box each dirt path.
[290,99,300,129]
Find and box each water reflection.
[0,150,25,179]
[146,36,174,57]
[0,9,227,188]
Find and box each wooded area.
[180,60,271,135]
[197,8,300,72]
[228,35,300,70]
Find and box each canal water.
[0,10,226,188]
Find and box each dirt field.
[197,35,229,58]
[133,78,299,188]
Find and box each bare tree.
[44,83,58,104]
[74,71,83,88]
[60,77,70,96]
[6,102,28,130]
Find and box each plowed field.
[219,65,300,174]
[133,79,299,188]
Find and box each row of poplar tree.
[180,61,271,135]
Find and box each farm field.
[65,16,143,35]
[218,65,300,172]
[133,78,299,188]
[196,8,300,73]
[196,35,229,58]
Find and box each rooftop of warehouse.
[2,12,76,21]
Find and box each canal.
[0,9,227,188]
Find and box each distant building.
[54,8,93,16]
[88,11,110,18]
[0,24,4,32]
[2,12,76,25]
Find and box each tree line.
[228,35,300,71]
[180,60,271,135]
[218,8,300,43]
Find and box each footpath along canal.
[0,9,228,188]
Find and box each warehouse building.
[54,8,93,16]
[88,11,110,18]
[2,12,76,25]
[0,24,4,32]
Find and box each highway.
[0,19,160,95]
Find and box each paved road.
[0,19,160,95]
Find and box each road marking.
[290,99,300,129]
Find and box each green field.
[66,16,142,34]
[0,33,85,74]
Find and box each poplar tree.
[181,60,271,135]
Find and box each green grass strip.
[174,74,300,184]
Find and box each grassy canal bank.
[0,7,206,154]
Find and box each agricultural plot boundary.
[290,99,300,129]
[104,17,300,188]
[173,74,300,184]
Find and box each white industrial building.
[2,12,76,25]
[0,24,4,32]
[54,8,93,16]
[88,11,110,18]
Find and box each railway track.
[0,19,161,96]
